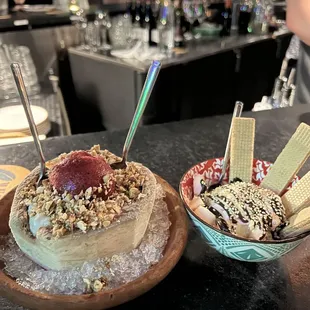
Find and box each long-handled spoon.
[207,101,244,192]
[111,60,162,170]
[11,63,47,186]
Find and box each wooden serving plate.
[0,165,30,199]
[0,175,188,310]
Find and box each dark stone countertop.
[0,104,310,310]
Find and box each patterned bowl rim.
[179,158,310,245]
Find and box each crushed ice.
[0,184,170,295]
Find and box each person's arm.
[287,0,310,46]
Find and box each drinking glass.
[85,22,96,49]
[183,0,196,40]
[0,46,16,99]
[110,16,132,49]
[9,45,40,95]
[75,10,89,50]
[0,44,40,99]
[96,11,112,51]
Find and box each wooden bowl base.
[0,175,188,310]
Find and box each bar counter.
[1,105,310,309]
[68,30,293,132]
[69,29,291,72]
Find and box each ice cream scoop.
[191,181,286,240]
[49,151,115,198]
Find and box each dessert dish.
[9,145,157,270]
[189,120,310,241]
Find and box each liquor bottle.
[133,1,142,39]
[231,0,239,35]
[174,0,185,47]
[220,0,232,36]
[130,0,137,24]
[141,0,152,46]
[158,0,175,56]
[270,77,285,108]
[238,0,253,34]
[139,0,146,28]
[149,0,158,46]
[279,68,296,108]
[135,0,142,25]
[152,0,161,22]
[248,0,266,34]
[288,85,296,107]
[269,58,288,107]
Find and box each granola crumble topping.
[21,145,148,238]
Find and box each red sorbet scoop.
[49,151,115,198]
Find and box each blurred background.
[0,0,297,146]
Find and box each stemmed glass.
[182,0,196,40]
[194,0,206,38]
[75,10,89,50]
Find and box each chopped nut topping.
[129,187,140,199]
[83,278,92,294]
[21,145,148,239]
[76,220,87,232]
[92,280,103,292]
[85,187,92,200]
[83,277,107,294]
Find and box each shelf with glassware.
[0,43,71,146]
[72,0,282,61]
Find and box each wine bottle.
[289,85,296,107]
[279,69,296,108]
[133,0,142,39]
[220,0,232,36]
[142,0,152,46]
[238,0,253,34]
[248,0,266,34]
[130,0,136,24]
[149,0,158,46]
[140,0,146,28]
[174,0,185,47]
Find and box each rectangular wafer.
[282,171,310,217]
[280,207,310,239]
[261,123,310,195]
[229,117,255,183]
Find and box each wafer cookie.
[261,123,310,195]
[229,117,255,183]
[282,172,310,217]
[280,207,310,238]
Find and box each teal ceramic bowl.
[179,158,308,262]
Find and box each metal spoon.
[11,63,47,186]
[207,101,244,192]
[111,60,162,170]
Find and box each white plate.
[0,135,46,146]
[0,105,49,132]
